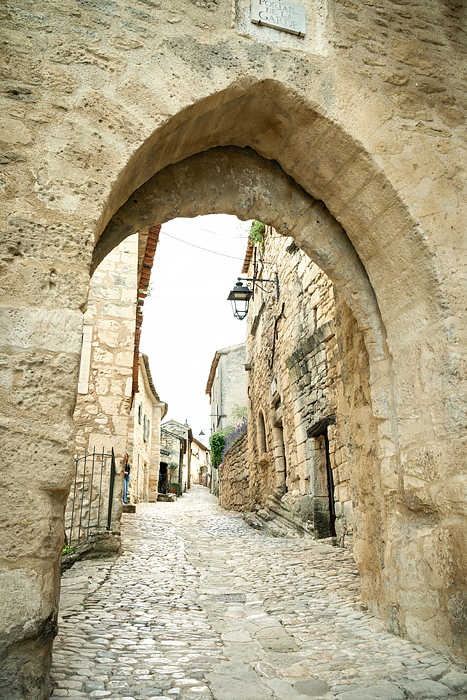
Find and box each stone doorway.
[308,417,338,540]
[89,138,445,656]
[159,462,168,494]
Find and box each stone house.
[161,419,193,494]
[205,343,248,494]
[221,226,354,547]
[69,229,164,542]
[74,234,138,460]
[127,353,167,504]
[206,343,248,433]
[190,436,210,486]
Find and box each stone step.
[157,492,176,502]
[122,503,136,513]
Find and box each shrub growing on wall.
[249,220,265,252]
[210,406,248,468]
[209,431,225,469]
[221,405,248,457]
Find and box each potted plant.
[168,462,180,496]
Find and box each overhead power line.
[160,230,247,261]
[178,217,249,239]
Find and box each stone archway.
[92,141,463,661]
[1,9,466,694]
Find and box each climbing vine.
[249,220,265,252]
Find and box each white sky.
[139,215,251,445]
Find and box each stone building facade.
[74,234,138,460]
[235,228,354,546]
[190,436,210,486]
[206,342,248,495]
[68,235,165,543]
[71,235,138,538]
[161,419,193,494]
[127,354,167,504]
[1,0,466,692]
[206,342,248,433]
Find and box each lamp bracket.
[238,272,280,302]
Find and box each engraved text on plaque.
[251,0,307,36]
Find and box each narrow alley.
[51,487,467,700]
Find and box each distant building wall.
[127,355,166,504]
[161,419,192,493]
[190,437,210,485]
[207,342,248,497]
[209,343,247,433]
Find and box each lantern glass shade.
[227,280,253,320]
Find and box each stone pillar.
[272,424,287,492]
[0,215,93,699]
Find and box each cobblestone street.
[51,487,467,700]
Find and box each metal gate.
[65,447,116,548]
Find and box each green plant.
[249,220,266,252]
[62,544,74,555]
[222,405,247,442]
[232,405,247,421]
[168,461,178,470]
[209,430,225,469]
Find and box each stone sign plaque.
[251,0,306,36]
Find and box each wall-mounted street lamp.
[227,272,280,320]
[227,280,252,320]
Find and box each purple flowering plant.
[222,413,248,458]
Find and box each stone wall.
[245,230,353,540]
[74,235,137,457]
[219,431,251,512]
[126,355,166,504]
[333,289,386,615]
[71,234,138,535]
[1,0,466,691]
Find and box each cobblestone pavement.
[51,486,467,700]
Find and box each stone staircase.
[243,491,333,540]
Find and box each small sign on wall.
[251,0,307,36]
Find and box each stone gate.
[1,0,466,697]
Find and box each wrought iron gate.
[65,447,116,548]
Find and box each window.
[138,403,143,424]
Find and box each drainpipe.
[178,441,183,496]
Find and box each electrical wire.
[178,217,250,239]
[160,230,247,261]
[160,231,276,266]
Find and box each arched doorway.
[91,136,451,648]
